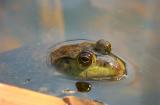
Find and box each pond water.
[0,0,160,105]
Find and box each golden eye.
[77,51,94,67]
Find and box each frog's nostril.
[103,62,109,67]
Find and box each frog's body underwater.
[49,39,127,81]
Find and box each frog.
[49,39,127,81]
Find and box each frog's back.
[50,42,94,63]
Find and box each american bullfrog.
[49,39,127,80]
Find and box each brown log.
[0,83,66,105]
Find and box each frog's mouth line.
[78,75,127,81]
[79,62,122,76]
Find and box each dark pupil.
[78,52,92,66]
[81,57,89,63]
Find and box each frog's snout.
[96,55,122,72]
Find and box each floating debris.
[23,78,31,84]
[63,89,76,94]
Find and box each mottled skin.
[50,39,127,80]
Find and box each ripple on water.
[45,39,138,105]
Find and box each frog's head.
[50,39,126,80]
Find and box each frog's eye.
[77,51,95,67]
[95,39,112,54]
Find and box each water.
[0,0,160,105]
[0,39,136,105]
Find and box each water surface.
[0,0,160,105]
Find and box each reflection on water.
[0,0,160,105]
[0,35,21,52]
[0,0,65,52]
[38,0,64,35]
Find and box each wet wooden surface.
[0,83,66,105]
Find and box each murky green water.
[0,0,160,105]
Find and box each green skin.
[50,40,127,81]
